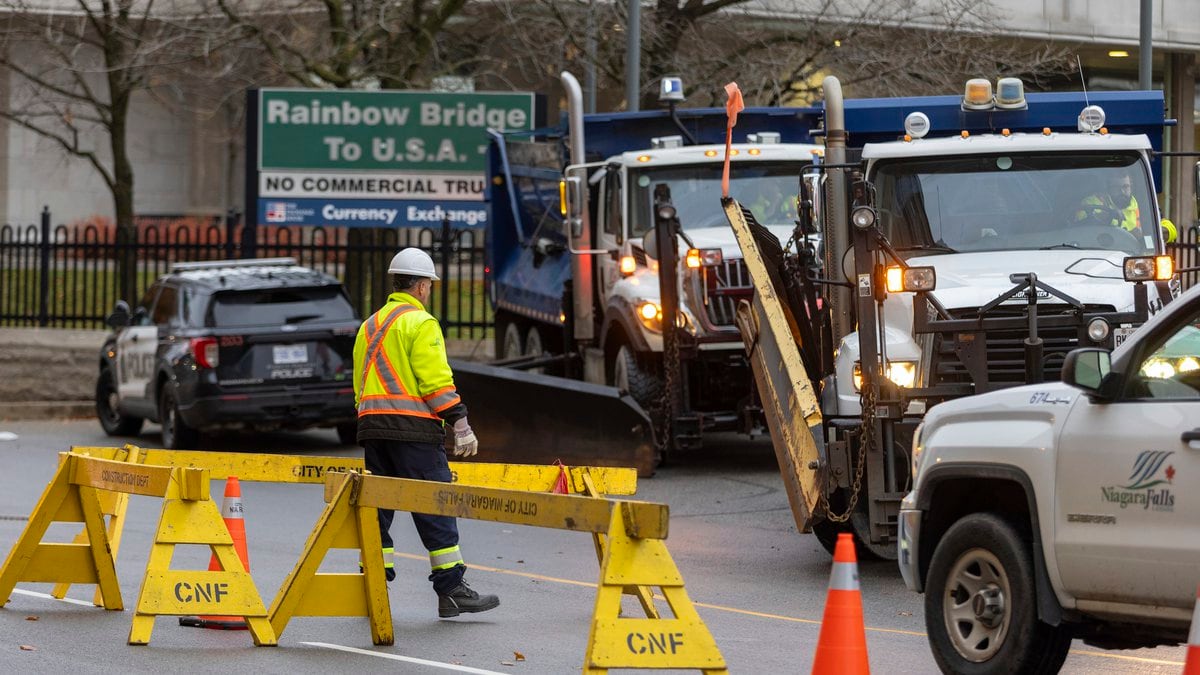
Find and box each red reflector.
[337,388,353,394]
[220,395,250,401]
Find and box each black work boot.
[438,581,500,618]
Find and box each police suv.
[899,272,1200,673]
[96,258,360,448]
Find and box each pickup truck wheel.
[925,513,1071,674]
[159,386,199,450]
[96,368,143,436]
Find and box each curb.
[1,401,96,422]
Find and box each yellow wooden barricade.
[270,471,726,674]
[0,453,275,646]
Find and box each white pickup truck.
[899,276,1200,673]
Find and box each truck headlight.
[853,360,917,391]
[1123,255,1173,282]
[1086,318,1110,343]
[636,300,689,333]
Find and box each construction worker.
[352,247,500,618]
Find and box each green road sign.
[258,89,535,173]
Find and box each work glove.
[452,418,478,457]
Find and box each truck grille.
[932,304,1115,388]
[701,258,753,327]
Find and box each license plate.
[273,344,308,364]
[1114,326,1136,349]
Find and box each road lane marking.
[393,552,1187,667]
[300,641,508,673]
[12,588,97,607]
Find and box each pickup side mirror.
[105,300,131,329]
[1062,347,1114,397]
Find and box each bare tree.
[211,0,476,90]
[490,0,1072,111]
[0,0,215,299]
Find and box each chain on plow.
[649,321,681,453]
[822,384,873,523]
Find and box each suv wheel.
[925,513,1071,674]
[96,368,143,436]
[336,421,358,446]
[159,385,199,450]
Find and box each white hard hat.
[387,248,440,280]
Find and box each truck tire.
[96,368,143,437]
[159,385,200,450]
[924,513,1071,675]
[498,317,523,361]
[611,344,663,411]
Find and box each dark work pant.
[363,438,465,594]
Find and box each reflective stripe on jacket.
[352,292,467,444]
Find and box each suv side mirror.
[106,300,131,329]
[1062,348,1113,396]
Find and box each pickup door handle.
[1181,429,1200,443]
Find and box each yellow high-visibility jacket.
[352,292,466,444]
[1076,193,1140,232]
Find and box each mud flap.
[725,198,825,532]
[447,359,660,477]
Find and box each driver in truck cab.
[1074,169,1179,243]
[1076,171,1140,232]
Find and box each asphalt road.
[0,419,1189,673]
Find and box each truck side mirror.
[563,175,585,238]
[1062,348,1112,396]
[642,228,658,260]
[106,300,131,329]
[1193,160,1200,198]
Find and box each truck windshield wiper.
[284,313,322,323]
[898,243,956,254]
[1039,242,1081,250]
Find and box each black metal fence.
[0,208,490,338]
[1169,223,1200,290]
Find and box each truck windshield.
[629,162,800,235]
[873,151,1157,256]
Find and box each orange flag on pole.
[722,82,745,199]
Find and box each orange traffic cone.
[180,477,250,630]
[1185,585,1200,674]
[811,533,870,674]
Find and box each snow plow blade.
[448,359,660,477]
[724,198,824,532]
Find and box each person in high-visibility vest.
[352,247,499,618]
[1076,172,1141,232]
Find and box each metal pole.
[625,0,640,112]
[1139,0,1153,89]
[440,216,451,330]
[585,0,597,113]
[38,206,50,327]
